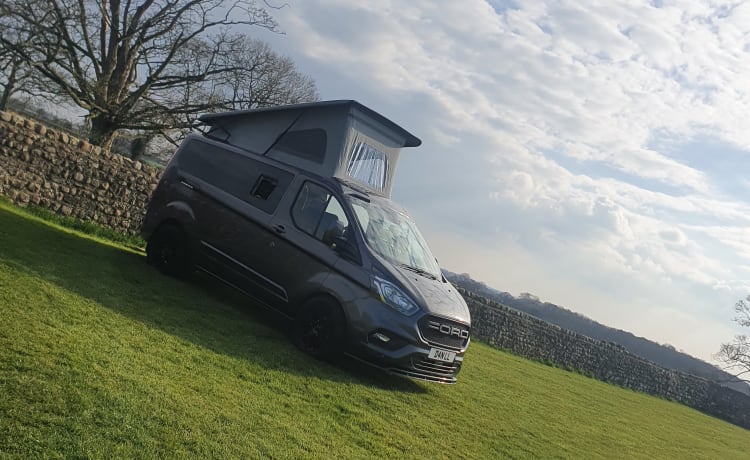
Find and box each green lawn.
[0,201,748,459]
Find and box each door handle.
[179,177,200,191]
[272,224,286,234]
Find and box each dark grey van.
[141,100,471,383]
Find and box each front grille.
[418,315,470,350]
[412,356,461,375]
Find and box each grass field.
[0,201,748,459]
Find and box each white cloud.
[264,0,750,361]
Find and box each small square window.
[252,175,277,200]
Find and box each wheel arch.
[143,199,195,241]
[297,292,348,325]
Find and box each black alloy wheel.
[146,224,191,278]
[293,297,346,359]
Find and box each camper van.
[141,100,471,383]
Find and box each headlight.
[372,276,420,316]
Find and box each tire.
[293,297,346,359]
[146,224,192,278]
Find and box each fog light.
[368,329,408,350]
[373,332,391,343]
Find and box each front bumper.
[343,300,470,384]
[347,341,465,384]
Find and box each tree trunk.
[88,114,117,150]
[0,60,19,112]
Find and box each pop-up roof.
[198,100,421,198]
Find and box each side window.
[292,182,349,246]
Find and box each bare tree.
[0,47,29,111]
[131,34,319,144]
[216,36,319,111]
[0,0,315,150]
[717,296,750,383]
[0,4,41,110]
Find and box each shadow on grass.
[0,206,426,394]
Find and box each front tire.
[293,297,346,359]
[146,224,191,278]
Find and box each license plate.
[428,348,456,363]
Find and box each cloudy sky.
[254,0,750,362]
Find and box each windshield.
[347,195,442,279]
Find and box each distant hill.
[445,270,750,396]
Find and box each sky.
[249,0,750,363]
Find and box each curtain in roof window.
[346,142,389,193]
[336,120,402,197]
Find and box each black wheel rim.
[157,241,175,269]
[299,306,332,353]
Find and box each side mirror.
[322,225,344,246]
[332,235,361,264]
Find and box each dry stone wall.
[0,111,160,234]
[460,288,750,430]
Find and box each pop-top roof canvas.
[198,100,421,198]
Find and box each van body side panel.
[176,137,294,214]
[191,190,286,306]
[261,176,343,315]
[172,137,298,307]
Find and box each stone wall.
[460,288,750,430]
[0,111,160,234]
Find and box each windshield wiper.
[398,264,437,280]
